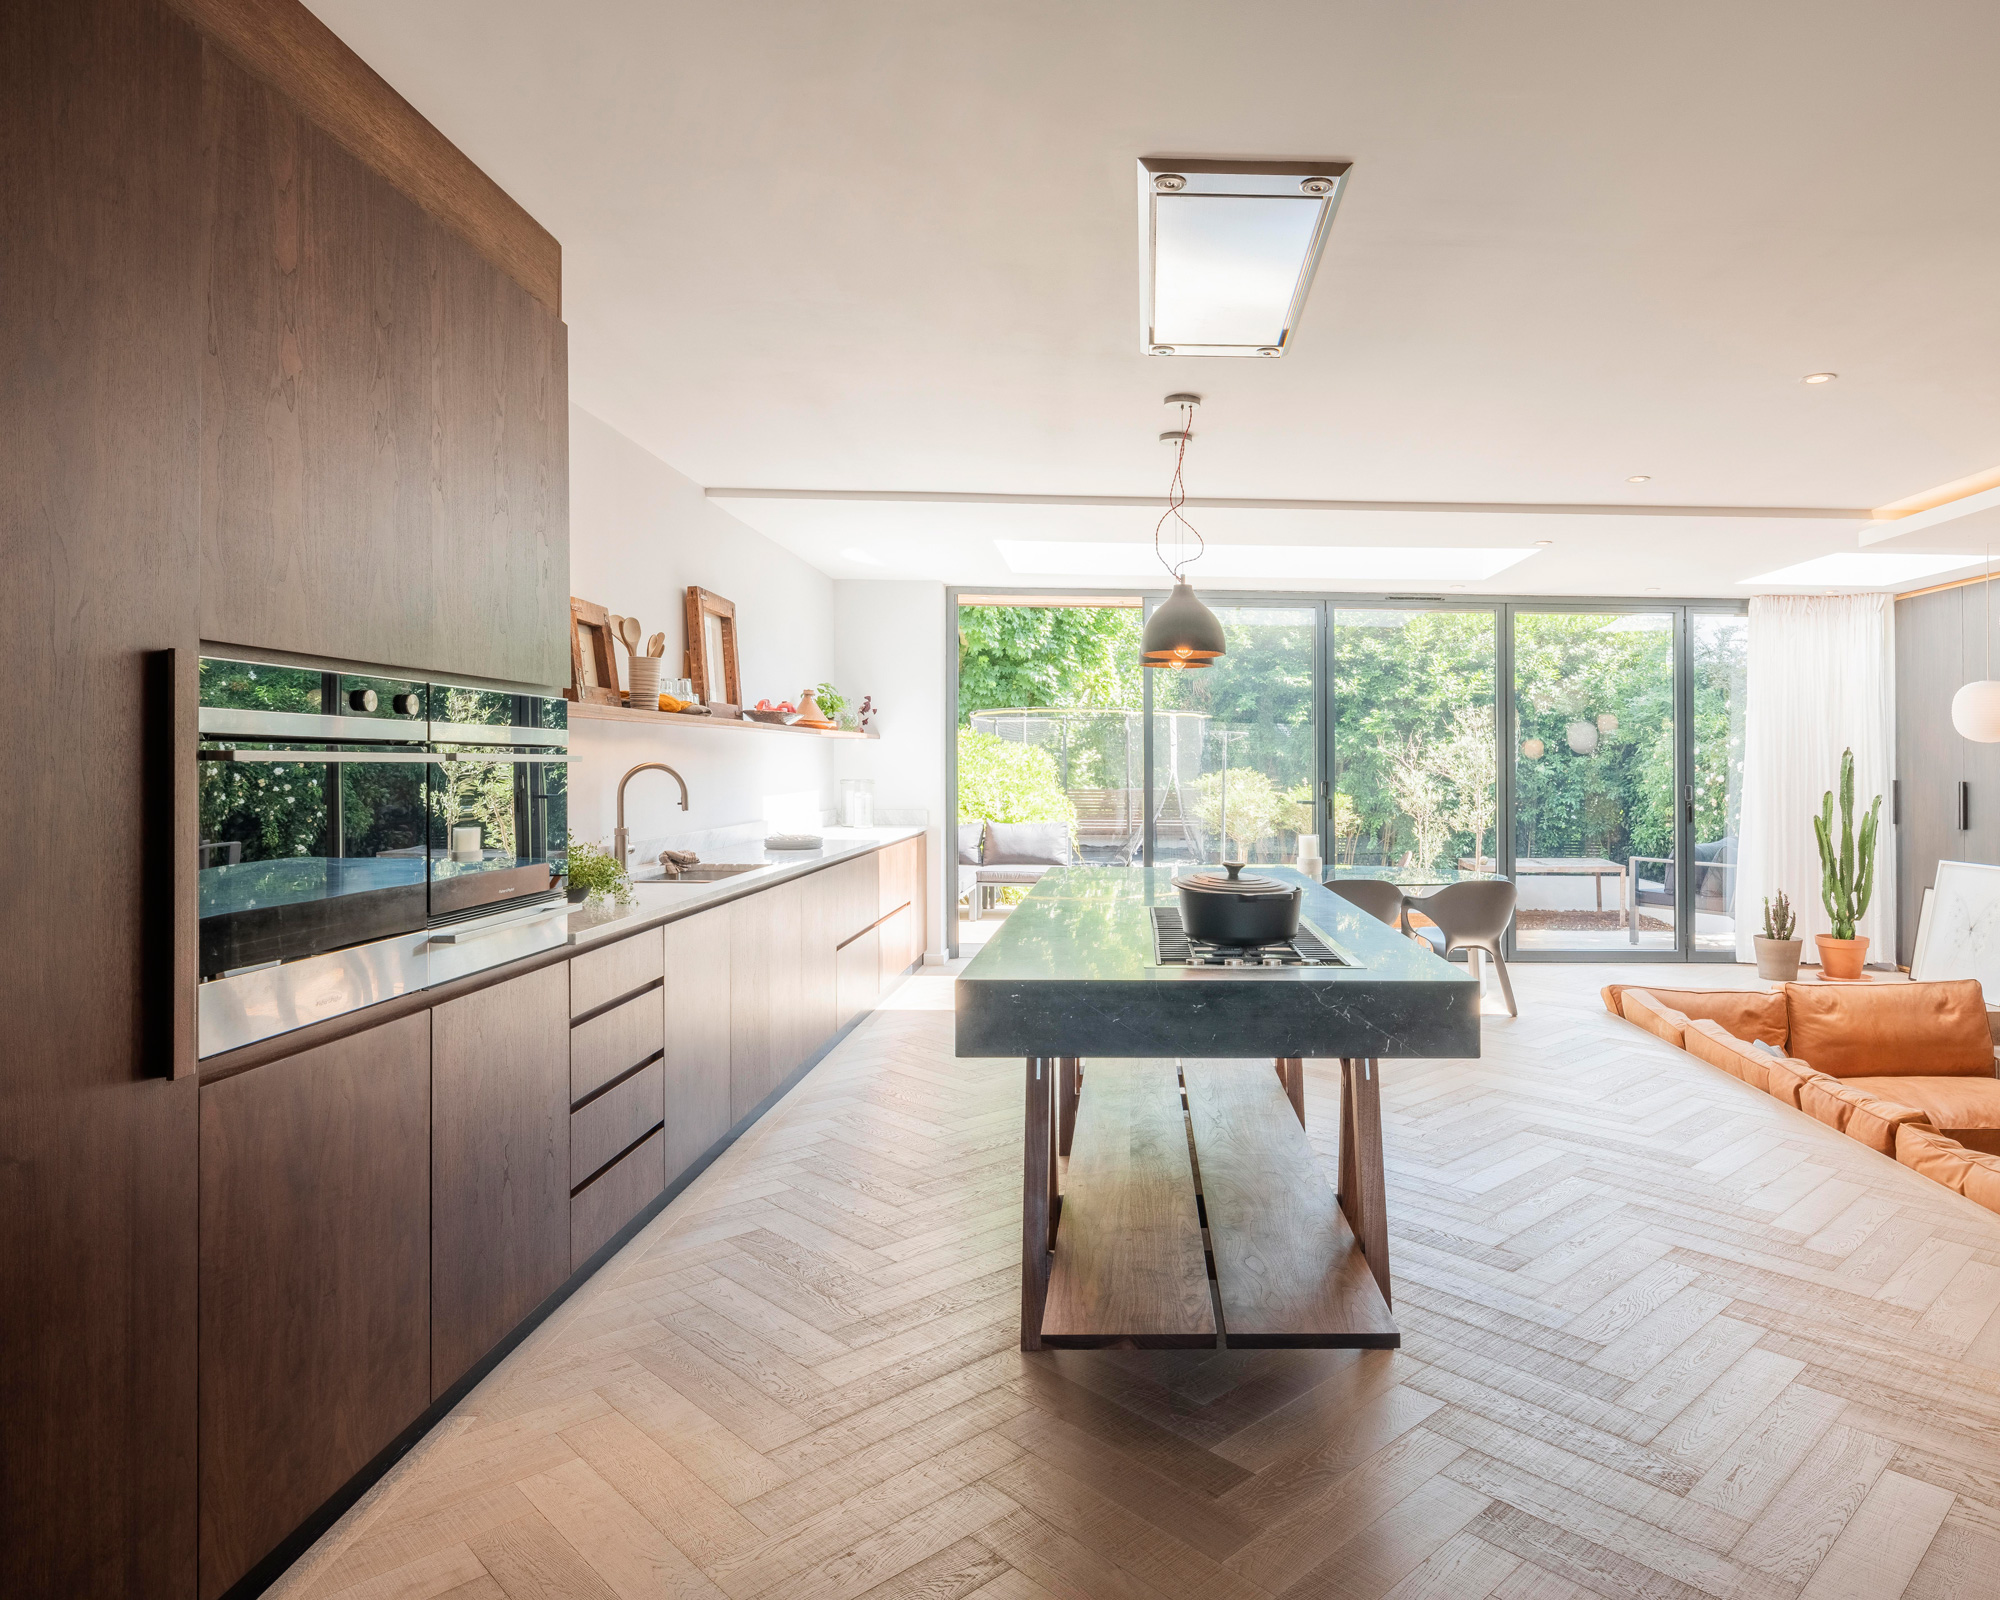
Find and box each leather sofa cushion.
[1682,1021,1829,1107]
[1618,986,1788,1047]
[1846,1076,2000,1157]
[1760,1053,1833,1111]
[1796,1077,1932,1156]
[1619,990,1690,1048]
[1601,984,1629,1017]
[1896,1124,2000,1215]
[1784,979,1992,1078]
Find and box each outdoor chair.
[1627,836,1736,942]
[1405,880,1519,1017]
[963,819,1073,918]
[1324,877,1409,932]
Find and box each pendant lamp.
[1953,548,2000,741]
[1142,398,1226,670]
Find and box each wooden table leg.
[1595,873,1603,911]
[1059,1057,1080,1157]
[1339,1057,1392,1308]
[1276,1058,1305,1126]
[1022,1056,1054,1350]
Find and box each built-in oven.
[195,658,572,1057]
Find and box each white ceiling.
[308,0,2000,597]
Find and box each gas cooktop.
[1149,905,1348,968]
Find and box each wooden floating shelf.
[567,701,874,739]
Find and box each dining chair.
[1324,877,1409,931]
[1405,880,1519,1016]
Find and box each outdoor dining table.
[1466,855,1625,911]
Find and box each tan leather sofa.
[1602,979,2000,1212]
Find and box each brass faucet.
[613,762,689,867]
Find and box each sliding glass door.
[1032,590,1751,964]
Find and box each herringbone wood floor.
[271,964,2000,1600]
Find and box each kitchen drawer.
[572,1059,664,1185]
[571,1127,666,1269]
[878,903,914,983]
[571,927,665,1017]
[571,984,663,1104]
[836,927,881,1031]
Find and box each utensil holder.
[626,657,663,704]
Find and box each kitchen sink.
[664,862,768,882]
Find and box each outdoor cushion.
[1846,1076,2000,1157]
[1796,1077,1932,1156]
[1895,1124,2000,1215]
[982,820,1071,866]
[1618,986,1788,1047]
[958,823,985,865]
[1784,979,1992,1078]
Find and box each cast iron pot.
[1172,861,1302,947]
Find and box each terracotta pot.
[1754,937,1802,981]
[1814,934,1868,981]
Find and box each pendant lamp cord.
[1153,402,1206,581]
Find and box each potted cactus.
[1755,891,1801,981]
[1810,747,1881,981]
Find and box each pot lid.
[1172,862,1293,897]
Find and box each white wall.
[567,405,836,859]
[833,580,948,955]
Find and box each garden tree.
[1434,704,1498,867]
[958,606,1141,724]
[1192,768,1287,860]
[1383,730,1454,869]
[955,730,1077,831]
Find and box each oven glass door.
[198,746,432,978]
[428,749,569,919]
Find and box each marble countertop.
[563,825,926,949]
[954,865,1480,1060]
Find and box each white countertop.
[563,825,926,949]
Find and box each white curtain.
[1735,594,1897,962]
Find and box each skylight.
[1740,553,1980,586]
[995,542,1538,581]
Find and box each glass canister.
[839,778,875,828]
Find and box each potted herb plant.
[563,840,633,908]
[1754,891,1801,981]
[1810,748,1880,981]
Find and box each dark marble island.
[955,866,1480,1351]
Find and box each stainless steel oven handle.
[435,752,569,764]
[198,748,431,763]
[426,904,570,946]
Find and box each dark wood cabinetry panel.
[572,1060,665,1184]
[794,871,841,1071]
[431,228,570,688]
[1,1,204,1591]
[571,983,664,1103]
[432,963,571,1396]
[664,910,734,1183]
[837,928,883,1031]
[573,926,664,1016]
[729,890,781,1122]
[572,1129,667,1268]
[197,1015,430,1600]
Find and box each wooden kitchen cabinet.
[663,908,734,1185]
[836,926,883,1030]
[197,1014,431,1600]
[431,963,571,1397]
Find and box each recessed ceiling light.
[1139,157,1350,359]
[1644,587,1661,594]
[1449,584,1470,591]
[1533,539,1554,547]
[840,548,884,566]
[1627,475,1651,483]
[1742,552,1977,586]
[1803,372,1837,384]
[995,541,1537,581]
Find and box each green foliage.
[1192,769,1286,860]
[1813,748,1880,940]
[1762,891,1796,942]
[813,682,846,717]
[956,730,1078,831]
[959,607,1141,724]
[565,840,632,906]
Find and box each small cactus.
[1811,748,1880,941]
[1761,891,1796,942]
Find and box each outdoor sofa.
[959,820,1073,918]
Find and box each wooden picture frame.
[566,597,621,705]
[684,587,741,716]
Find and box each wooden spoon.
[646,632,666,658]
[615,615,643,656]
